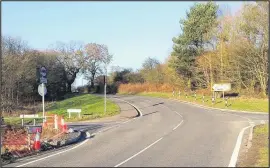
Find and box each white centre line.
[114,137,163,167]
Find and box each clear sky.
[2,1,243,87]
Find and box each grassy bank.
[4,94,120,125]
[45,94,120,121]
[120,92,268,113]
[253,124,269,167]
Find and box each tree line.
[111,2,268,98]
[1,37,112,113]
[1,1,268,114]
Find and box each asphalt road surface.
[5,95,268,167]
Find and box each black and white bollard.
[202,95,205,103]
[212,97,215,105]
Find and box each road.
[5,95,268,167]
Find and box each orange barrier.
[33,132,41,151]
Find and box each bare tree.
[51,41,84,93]
[83,43,112,89]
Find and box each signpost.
[104,75,106,113]
[39,66,47,123]
[212,83,231,99]
[67,109,82,118]
[20,114,39,126]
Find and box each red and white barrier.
[61,118,68,133]
[33,132,41,151]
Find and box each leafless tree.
[83,43,112,89]
[51,41,84,92]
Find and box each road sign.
[38,84,47,96]
[40,66,47,77]
[67,109,82,118]
[40,77,47,84]
[212,83,231,92]
[20,114,39,118]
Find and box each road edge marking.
[16,138,90,167]
[15,96,143,167]
[172,120,184,130]
[114,137,163,167]
[228,125,252,167]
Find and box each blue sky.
[2,1,243,87]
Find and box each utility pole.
[104,65,107,113]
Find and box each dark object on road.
[152,102,164,106]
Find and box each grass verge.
[4,94,120,125]
[119,92,268,113]
[253,124,269,167]
[45,94,120,122]
[237,124,269,167]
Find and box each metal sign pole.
[42,83,45,123]
[104,67,107,113]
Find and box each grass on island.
[4,94,120,125]
[45,94,120,121]
[119,92,268,113]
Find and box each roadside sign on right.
[212,83,231,92]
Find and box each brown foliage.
[119,83,183,94]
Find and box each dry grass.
[41,126,63,141]
[119,83,182,93]
[119,83,268,112]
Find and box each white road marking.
[16,97,144,167]
[16,139,90,167]
[113,98,143,117]
[114,137,163,167]
[173,111,183,118]
[173,120,184,130]
[228,125,252,167]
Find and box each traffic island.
[1,127,85,166]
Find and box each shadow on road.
[142,111,159,117]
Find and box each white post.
[223,91,225,100]
[42,83,45,123]
[69,112,71,119]
[22,114,24,126]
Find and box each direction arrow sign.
[38,84,47,96]
[40,66,47,77]
[40,77,47,84]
